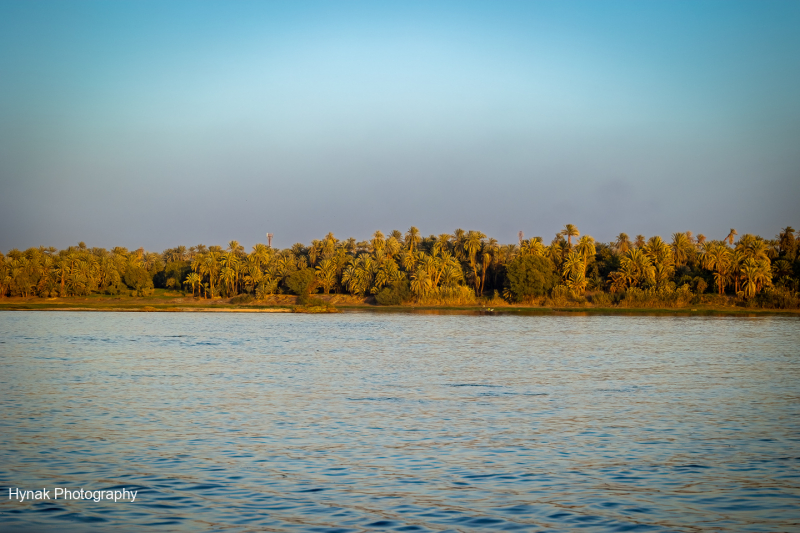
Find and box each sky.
[1,0,798,252]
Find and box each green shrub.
[550,284,571,306]
[749,287,800,309]
[700,293,732,307]
[618,284,694,308]
[230,294,254,304]
[375,280,412,305]
[591,292,613,307]
[255,279,278,299]
[286,269,316,296]
[293,296,338,313]
[505,255,558,302]
[123,265,154,293]
[414,285,477,305]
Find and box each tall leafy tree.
[562,224,580,248]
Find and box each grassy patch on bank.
[1,291,798,316]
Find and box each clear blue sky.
[1,0,798,251]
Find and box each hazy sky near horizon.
[1,0,798,252]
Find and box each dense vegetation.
[2,226,799,309]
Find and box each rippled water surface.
[1,312,799,532]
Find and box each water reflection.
[1,312,799,531]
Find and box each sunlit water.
[1,312,799,532]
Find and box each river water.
[0,312,798,532]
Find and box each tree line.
[1,225,798,308]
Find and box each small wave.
[446,383,501,388]
[347,397,403,401]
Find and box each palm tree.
[740,258,771,298]
[634,235,646,249]
[562,224,579,248]
[644,236,672,266]
[184,272,201,297]
[54,256,69,296]
[405,227,421,254]
[308,242,320,266]
[228,240,244,256]
[520,239,545,257]
[322,233,338,257]
[410,269,433,300]
[385,236,401,259]
[220,267,236,297]
[479,241,497,296]
[342,255,373,296]
[464,231,486,295]
[726,229,738,245]
[202,252,219,298]
[614,233,631,255]
[620,248,655,287]
[372,230,385,254]
[452,229,467,261]
[251,243,271,267]
[575,235,596,275]
[702,242,732,295]
[220,252,240,295]
[562,250,583,282]
[778,226,795,254]
[671,233,692,268]
[738,235,769,262]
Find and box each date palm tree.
[644,236,672,266]
[385,236,401,259]
[228,240,245,256]
[575,235,596,276]
[251,243,271,268]
[671,232,693,268]
[202,252,220,298]
[405,227,421,254]
[519,238,545,258]
[220,252,240,295]
[307,241,321,266]
[614,233,631,255]
[315,259,337,294]
[452,229,467,261]
[777,226,795,255]
[54,256,69,296]
[562,224,579,248]
[220,267,236,297]
[740,258,771,298]
[372,230,385,255]
[738,235,769,262]
[726,229,738,246]
[184,272,201,297]
[620,248,655,287]
[479,243,495,295]
[410,269,433,300]
[464,230,486,295]
[562,250,583,282]
[702,242,732,295]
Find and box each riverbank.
[1,291,798,316]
